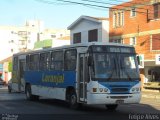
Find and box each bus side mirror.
[88,56,92,66]
[137,56,140,65]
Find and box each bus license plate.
[116,100,124,104]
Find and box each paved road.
[0,86,159,120]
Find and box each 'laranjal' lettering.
[42,74,64,83]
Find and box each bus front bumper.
[87,93,141,105]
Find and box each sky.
[0,0,128,29]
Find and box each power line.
[35,0,74,5]
[81,0,119,6]
[81,0,149,11]
[35,0,110,8]
[35,0,150,15]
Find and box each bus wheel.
[69,91,79,109]
[105,104,118,111]
[25,84,39,101]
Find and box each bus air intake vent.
[110,96,129,99]
[111,88,128,93]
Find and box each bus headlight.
[130,87,141,93]
[99,88,103,92]
[92,88,109,93]
[104,88,109,92]
[132,88,135,92]
[100,88,109,93]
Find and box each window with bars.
[153,3,160,19]
[113,11,124,28]
[110,39,123,44]
[130,8,136,17]
[130,37,136,46]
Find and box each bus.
[9,42,141,110]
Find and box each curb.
[142,90,160,100]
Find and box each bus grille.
[111,88,128,93]
[110,96,129,99]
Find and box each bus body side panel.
[24,70,76,100]
[31,85,66,100]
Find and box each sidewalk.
[142,88,160,100]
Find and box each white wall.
[70,19,109,44]
[52,39,70,47]
[0,29,15,61]
[27,32,38,50]
[102,20,109,43]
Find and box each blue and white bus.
[10,42,141,110]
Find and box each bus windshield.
[91,53,140,81]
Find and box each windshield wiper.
[106,59,117,81]
[126,72,133,81]
[119,58,133,81]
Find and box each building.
[34,28,70,49]
[0,20,70,83]
[109,0,160,87]
[68,15,109,44]
[0,20,44,61]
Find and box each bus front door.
[79,54,88,103]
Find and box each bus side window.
[64,49,77,71]
[40,52,50,71]
[26,55,29,71]
[29,54,39,71]
[50,51,63,70]
[13,57,18,71]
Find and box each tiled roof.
[85,16,108,20]
[111,0,151,9]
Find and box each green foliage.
[34,39,52,49]
[8,62,12,72]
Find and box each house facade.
[109,0,160,86]
[68,15,109,44]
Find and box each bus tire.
[105,104,118,111]
[25,84,39,101]
[68,91,80,109]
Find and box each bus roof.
[13,42,134,56]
